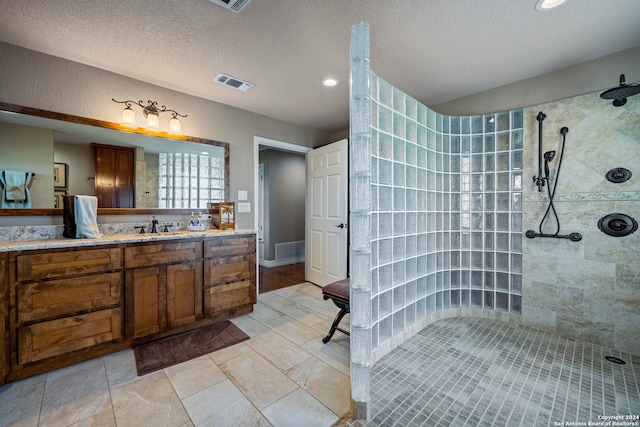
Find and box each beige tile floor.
[0,282,352,427]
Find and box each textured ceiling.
[0,0,639,133]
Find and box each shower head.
[543,151,555,178]
[544,151,556,162]
[600,74,640,106]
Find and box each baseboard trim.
[259,257,305,268]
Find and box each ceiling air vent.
[209,0,251,13]
[214,73,254,92]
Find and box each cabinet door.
[167,262,203,329]
[94,144,135,208]
[115,147,135,208]
[125,267,167,339]
[94,145,117,208]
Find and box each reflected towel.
[74,195,102,238]
[4,171,27,201]
[0,170,33,208]
[62,195,77,238]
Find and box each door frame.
[253,136,312,285]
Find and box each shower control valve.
[533,175,546,190]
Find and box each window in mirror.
[159,152,225,209]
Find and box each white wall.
[54,142,94,197]
[0,122,54,207]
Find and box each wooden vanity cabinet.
[11,247,124,371]
[0,253,8,385]
[203,235,256,321]
[124,241,203,339]
[3,231,256,385]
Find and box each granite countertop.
[0,229,256,252]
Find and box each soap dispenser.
[189,212,195,227]
[197,212,203,227]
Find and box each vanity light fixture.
[112,99,187,135]
[535,0,570,11]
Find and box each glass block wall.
[349,23,524,415]
[368,84,524,349]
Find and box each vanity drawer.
[204,255,254,287]
[16,248,122,282]
[204,235,255,258]
[18,307,122,365]
[203,281,254,316]
[124,241,203,268]
[18,272,122,324]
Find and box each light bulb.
[146,112,160,131]
[169,116,182,135]
[121,106,136,128]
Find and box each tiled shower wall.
[522,92,640,356]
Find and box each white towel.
[74,195,102,238]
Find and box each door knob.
[335,223,346,229]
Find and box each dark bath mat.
[133,320,249,376]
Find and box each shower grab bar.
[525,230,582,241]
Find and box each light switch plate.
[237,202,251,213]
[238,190,248,201]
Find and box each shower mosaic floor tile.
[339,316,640,427]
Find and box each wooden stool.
[322,278,350,343]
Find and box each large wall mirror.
[0,102,229,216]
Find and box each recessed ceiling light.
[535,0,570,11]
[321,78,339,87]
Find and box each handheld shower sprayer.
[543,150,556,179]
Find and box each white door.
[306,139,348,287]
